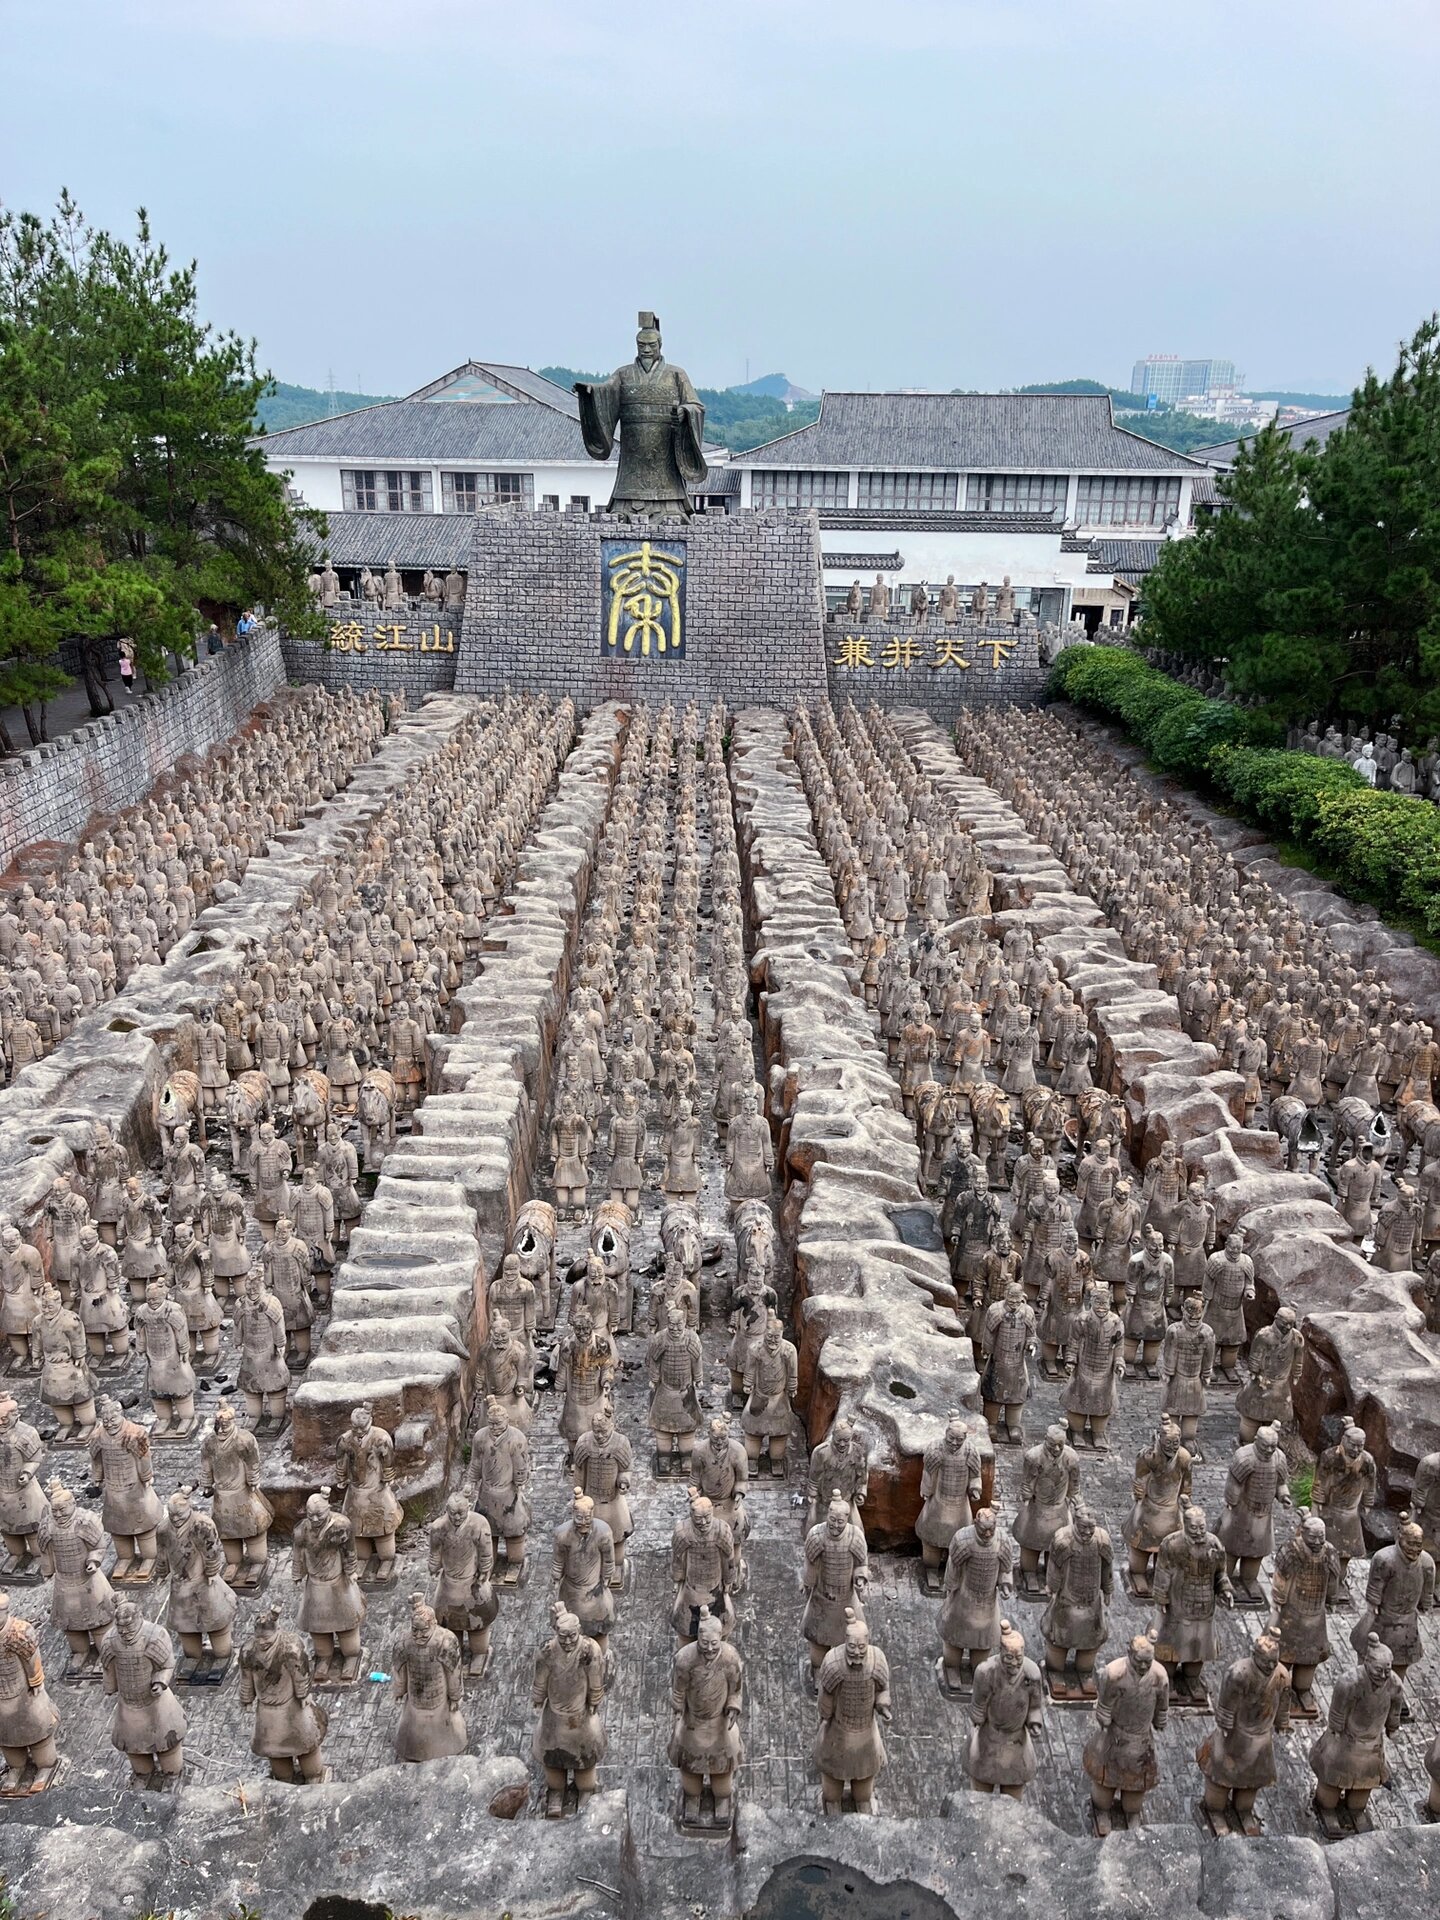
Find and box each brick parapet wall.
[0,625,286,871]
[281,604,461,698]
[824,615,1047,721]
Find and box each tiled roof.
[823,552,906,572]
[1088,537,1163,577]
[815,510,1068,534]
[696,466,740,495]
[311,513,475,569]
[1194,407,1351,467]
[260,399,599,463]
[731,392,1205,472]
[406,361,582,416]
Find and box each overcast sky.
[4,0,1436,398]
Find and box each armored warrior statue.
[1041,1505,1113,1700]
[0,1394,47,1575]
[552,1491,616,1652]
[802,1492,869,1672]
[967,1620,1043,1801]
[391,1594,467,1762]
[940,1507,1014,1690]
[0,1592,61,1790]
[806,1418,870,1531]
[90,1398,162,1581]
[814,1610,890,1816]
[672,1491,737,1643]
[533,1605,608,1816]
[1152,1505,1232,1705]
[292,1493,366,1681]
[1082,1634,1168,1834]
[1195,1633,1292,1836]
[670,1607,743,1829]
[1270,1513,1341,1714]
[1013,1424,1079,1595]
[428,1493,497,1676]
[101,1600,186,1782]
[1308,1634,1403,1835]
[238,1605,328,1782]
[37,1484,114,1668]
[335,1405,403,1580]
[200,1403,273,1584]
[466,1397,532,1583]
[916,1412,986,1585]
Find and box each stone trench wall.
[907,711,1440,1529]
[728,707,979,1547]
[0,625,286,873]
[281,703,625,1514]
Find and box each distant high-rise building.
[1130,356,1241,406]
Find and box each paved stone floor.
[4,711,1438,1858]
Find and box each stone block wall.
[454,505,830,708]
[281,605,461,698]
[825,616,1047,722]
[0,626,285,871]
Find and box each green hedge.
[1047,645,1440,935]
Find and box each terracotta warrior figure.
[1308,1634,1403,1834]
[1125,1419,1192,1597]
[1159,1293,1215,1451]
[134,1279,197,1435]
[1201,1230,1254,1379]
[555,1308,615,1464]
[802,1492,869,1672]
[90,1398,163,1579]
[648,1302,703,1471]
[1014,1424,1080,1592]
[37,1286,96,1436]
[1350,1521,1434,1686]
[670,1605,744,1828]
[941,1507,1014,1688]
[1195,1632,1292,1835]
[979,1281,1037,1444]
[573,1404,633,1580]
[238,1604,328,1782]
[1312,1423,1376,1589]
[427,1492,497,1676]
[200,1403,273,1582]
[724,1088,773,1206]
[234,1269,289,1430]
[1235,1306,1303,1443]
[967,1619,1043,1801]
[37,1483,114,1666]
[101,1600,186,1781]
[1269,1513,1341,1713]
[815,1610,891,1817]
[1040,1504,1112,1698]
[0,1394,47,1573]
[532,1605,608,1816]
[1152,1505,1233,1703]
[335,1405,403,1580]
[806,1418,870,1531]
[916,1412,986,1579]
[292,1493,366,1681]
[741,1312,797,1475]
[691,1415,751,1594]
[1082,1634,1169,1834]
[552,1490,616,1651]
[466,1397,532,1581]
[1218,1425,1292,1604]
[392,1594,467,1763]
[672,1491,737,1644]
[1064,1285,1125,1451]
[0,1591,60,1789]
[162,1489,237,1667]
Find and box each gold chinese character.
[930,633,972,671]
[986,638,1016,670]
[374,623,410,652]
[327,620,366,654]
[832,634,874,669]
[880,636,923,670]
[606,541,683,657]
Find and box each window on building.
[542,494,560,510]
[341,469,378,512]
[749,470,850,508]
[964,474,1068,514]
[383,470,433,513]
[1075,476,1182,527]
[856,472,958,510]
[440,471,529,513]
[570,496,590,512]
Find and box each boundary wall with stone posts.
[282,703,627,1516]
[728,707,979,1547]
[0,624,286,872]
[901,710,1440,1532]
[0,695,483,1468]
[454,505,830,709]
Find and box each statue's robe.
[577,357,707,518]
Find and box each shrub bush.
[1048,643,1440,936]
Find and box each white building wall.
[819,526,1100,590]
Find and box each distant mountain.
[256,382,394,432]
[732,373,818,404]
